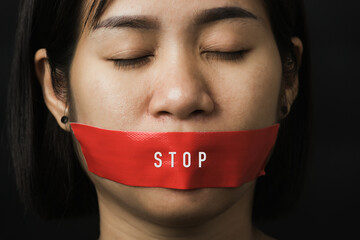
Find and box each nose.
[148,55,215,120]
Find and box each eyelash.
[204,50,247,61]
[112,55,153,69]
[111,50,248,69]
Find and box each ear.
[281,37,303,118]
[34,49,70,132]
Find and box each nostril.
[158,111,171,116]
[191,109,205,117]
[156,110,205,119]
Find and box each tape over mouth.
[70,123,280,189]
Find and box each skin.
[35,0,303,239]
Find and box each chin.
[112,182,254,227]
[93,174,256,227]
[136,187,238,226]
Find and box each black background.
[1,1,359,239]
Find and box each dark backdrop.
[1,1,359,239]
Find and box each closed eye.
[203,50,248,61]
[111,55,153,69]
[111,50,248,70]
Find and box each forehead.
[87,0,269,31]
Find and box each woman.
[8,0,310,239]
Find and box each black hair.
[7,0,311,221]
[253,0,311,223]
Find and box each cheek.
[70,47,150,129]
[208,46,282,129]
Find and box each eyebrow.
[193,6,258,25]
[94,16,159,30]
[93,6,258,31]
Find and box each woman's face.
[66,0,288,226]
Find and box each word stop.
[154,151,207,168]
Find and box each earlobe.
[34,49,70,132]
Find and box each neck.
[98,184,258,240]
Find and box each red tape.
[70,123,280,189]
